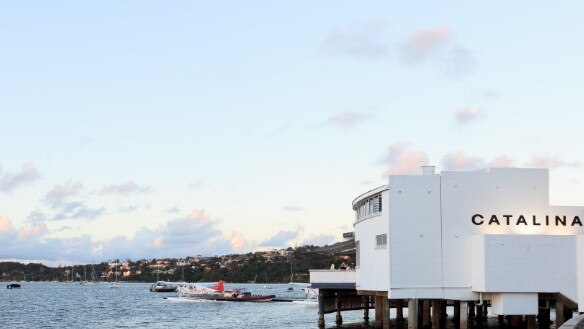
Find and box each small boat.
[175,280,224,299]
[150,281,178,292]
[7,283,21,289]
[215,291,275,302]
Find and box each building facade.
[353,167,584,316]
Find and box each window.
[355,193,383,220]
[376,234,387,247]
[355,241,360,267]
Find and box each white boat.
[292,286,318,306]
[175,280,224,299]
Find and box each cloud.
[319,20,390,59]
[441,151,487,171]
[442,46,476,77]
[27,210,48,225]
[0,162,40,193]
[186,180,205,189]
[282,206,305,212]
[380,142,429,177]
[119,205,140,214]
[99,181,150,196]
[51,202,106,221]
[259,229,303,248]
[401,26,451,63]
[164,206,180,214]
[455,106,485,126]
[490,155,514,168]
[45,181,83,207]
[1,210,249,264]
[301,234,336,247]
[524,154,581,169]
[327,110,374,128]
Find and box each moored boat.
[7,283,21,289]
[215,291,275,302]
[150,281,178,292]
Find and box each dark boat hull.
[215,294,275,302]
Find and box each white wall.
[387,174,443,299]
[472,235,576,301]
[354,190,389,292]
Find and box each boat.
[292,286,318,306]
[215,290,275,302]
[150,281,178,292]
[7,283,21,289]
[109,264,119,288]
[176,280,224,299]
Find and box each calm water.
[0,282,367,329]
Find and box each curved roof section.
[352,185,388,210]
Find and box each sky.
[1,1,583,266]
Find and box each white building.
[353,166,584,316]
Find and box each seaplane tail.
[212,280,224,292]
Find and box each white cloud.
[455,106,485,126]
[401,26,451,63]
[319,20,390,59]
[327,110,374,128]
[99,181,150,196]
[441,151,487,171]
[490,155,514,168]
[259,229,303,248]
[442,46,476,77]
[0,162,40,193]
[380,142,429,177]
[524,154,581,169]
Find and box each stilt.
[556,301,565,329]
[497,315,504,325]
[453,300,460,326]
[383,298,390,329]
[408,299,419,329]
[335,293,343,326]
[468,301,476,320]
[526,315,536,329]
[538,299,551,328]
[482,303,488,318]
[475,303,484,321]
[511,315,522,327]
[396,299,404,327]
[422,300,431,329]
[318,290,325,329]
[432,300,441,329]
[364,296,370,325]
[460,302,468,329]
[375,296,383,328]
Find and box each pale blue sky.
[1,1,583,265]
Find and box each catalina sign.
[471,214,583,227]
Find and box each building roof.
[316,240,355,256]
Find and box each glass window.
[376,234,387,247]
[355,241,360,267]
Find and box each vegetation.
[0,245,349,283]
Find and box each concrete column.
[459,302,468,329]
[526,315,536,329]
[318,290,325,329]
[431,300,442,329]
[396,299,404,327]
[556,301,565,329]
[375,296,383,329]
[408,299,419,329]
[364,296,370,325]
[383,298,390,329]
[422,300,431,329]
[335,293,343,326]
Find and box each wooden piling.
[364,296,370,325]
[431,300,441,329]
[375,296,383,328]
[396,299,404,327]
[318,290,325,329]
[556,301,565,328]
[422,300,431,329]
[383,298,390,329]
[335,292,343,326]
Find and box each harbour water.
[0,282,366,329]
